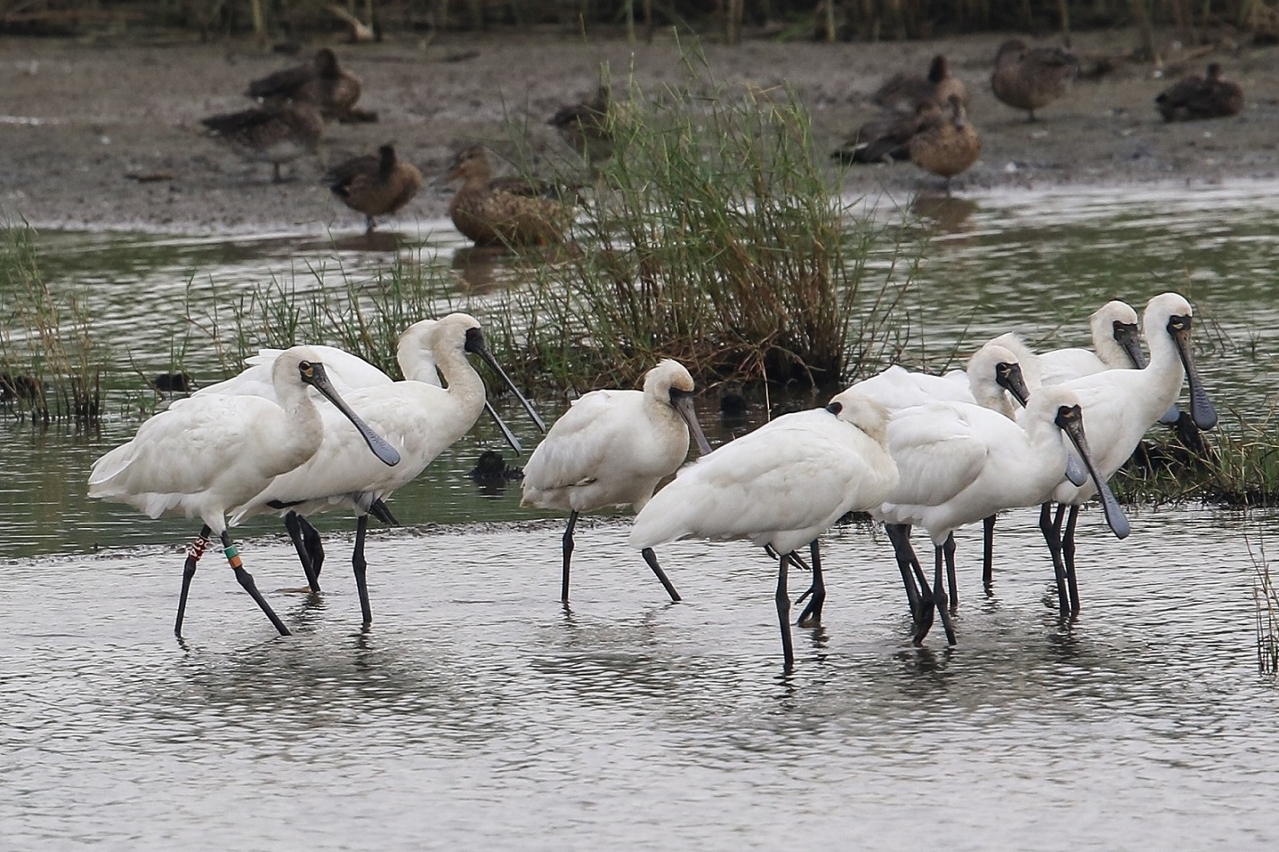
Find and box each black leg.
[560,510,578,602]
[943,532,958,611]
[175,525,212,637]
[353,514,372,627]
[221,531,291,636]
[982,514,996,592]
[775,552,794,671]
[284,511,321,592]
[300,516,325,580]
[640,547,682,602]
[932,544,958,645]
[797,540,825,628]
[1062,504,1081,615]
[1040,502,1070,614]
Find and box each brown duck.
[831,101,941,165]
[872,54,968,112]
[991,39,1079,121]
[549,84,614,169]
[1156,63,1244,122]
[325,144,422,233]
[909,95,981,194]
[439,145,573,247]
[200,103,324,182]
[246,47,362,121]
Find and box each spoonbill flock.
[89,293,1215,671]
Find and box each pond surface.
[2,179,1278,848]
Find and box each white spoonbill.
[875,386,1129,644]
[1040,291,1216,615]
[88,347,401,637]
[628,390,899,670]
[231,313,544,626]
[520,359,712,603]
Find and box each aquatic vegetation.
[0,228,103,425]
[486,49,912,393]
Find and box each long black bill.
[465,328,547,434]
[995,361,1031,407]
[1000,362,1085,483]
[484,400,522,454]
[670,389,712,456]
[1055,404,1130,539]
[302,361,401,467]
[1113,321,1148,369]
[1168,314,1217,430]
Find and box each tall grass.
[0,227,103,425]
[486,49,911,394]
[1247,534,1279,675]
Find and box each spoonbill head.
[88,347,399,637]
[628,390,899,669]
[521,358,712,603]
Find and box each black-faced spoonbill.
[520,359,712,603]
[627,390,899,671]
[1042,292,1216,615]
[87,347,400,637]
[230,313,544,627]
[875,385,1129,644]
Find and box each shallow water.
[3,180,1278,847]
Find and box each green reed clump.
[488,51,910,393]
[188,251,460,381]
[1112,406,1279,508]
[0,228,103,425]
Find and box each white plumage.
[628,389,899,669]
[521,359,711,602]
[88,346,399,637]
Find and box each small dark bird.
[872,54,968,112]
[151,373,193,395]
[325,144,423,233]
[0,373,42,404]
[1156,63,1245,121]
[246,47,362,121]
[831,101,940,165]
[200,103,324,182]
[991,39,1079,121]
[437,145,574,247]
[549,84,614,170]
[468,450,524,484]
[909,94,981,194]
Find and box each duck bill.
[671,391,713,456]
[1055,404,1130,539]
[484,400,523,455]
[305,363,401,467]
[1113,321,1148,369]
[1168,315,1218,430]
[467,332,547,433]
[996,362,1031,407]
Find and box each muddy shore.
[1,26,1276,234]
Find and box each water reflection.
[908,193,978,234]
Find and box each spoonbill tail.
[88,347,400,637]
[628,390,899,670]
[520,359,712,603]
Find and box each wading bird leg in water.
[1039,502,1070,614]
[639,547,682,602]
[284,511,323,592]
[560,509,579,601]
[930,543,958,645]
[982,514,996,593]
[886,523,932,636]
[352,514,373,626]
[796,541,825,628]
[223,530,292,636]
[776,551,795,672]
[1062,504,1082,614]
[175,526,212,637]
[943,532,958,610]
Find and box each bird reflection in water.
[909,193,979,234]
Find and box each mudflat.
[1,26,1275,233]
